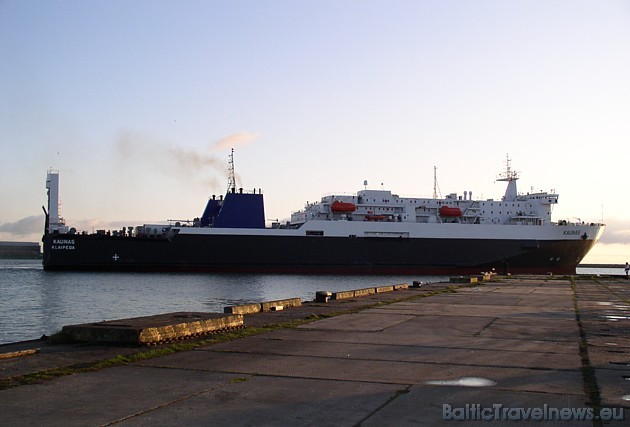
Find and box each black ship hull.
[42,232,597,275]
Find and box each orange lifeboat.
[331,200,356,213]
[365,214,387,221]
[439,206,462,217]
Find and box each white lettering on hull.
[51,239,76,250]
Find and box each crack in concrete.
[571,276,603,427]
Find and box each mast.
[433,166,441,199]
[227,148,236,194]
[496,154,519,201]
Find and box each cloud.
[0,215,44,236]
[213,131,261,151]
[0,216,131,241]
[597,217,630,245]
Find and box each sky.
[1,0,629,264]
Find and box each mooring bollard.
[315,291,332,303]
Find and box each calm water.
[0,259,443,345]
[575,266,627,277]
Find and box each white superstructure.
[46,170,69,234]
[291,162,559,228]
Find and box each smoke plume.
[115,129,260,192]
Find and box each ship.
[42,153,604,274]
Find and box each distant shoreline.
[578,264,624,269]
[0,255,42,260]
[0,258,624,269]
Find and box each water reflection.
[426,377,497,387]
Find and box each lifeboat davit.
[439,206,462,217]
[331,200,357,213]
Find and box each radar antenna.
[496,154,519,201]
[227,148,236,193]
[496,154,519,182]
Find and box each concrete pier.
[1,276,628,425]
[61,312,244,345]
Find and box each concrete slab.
[589,345,630,366]
[0,365,244,426]
[475,317,578,341]
[0,343,141,379]
[361,386,622,426]
[587,335,630,350]
[297,312,415,332]
[139,348,584,395]
[115,376,402,427]
[265,323,580,354]
[595,367,630,409]
[205,336,581,370]
[366,302,575,318]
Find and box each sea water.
[0,259,443,345]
